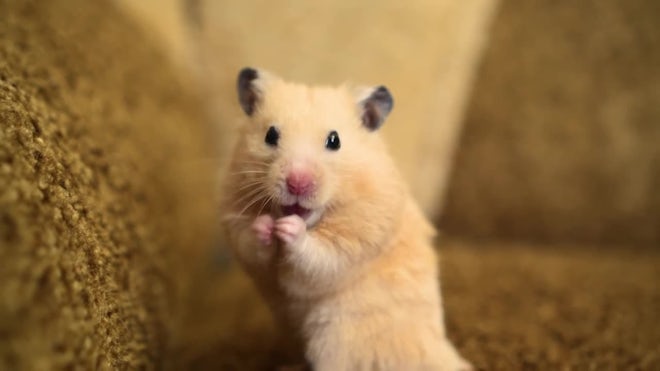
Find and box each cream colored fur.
[222,71,470,370]
[115,0,499,218]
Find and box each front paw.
[252,214,275,246]
[275,215,307,247]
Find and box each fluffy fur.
[222,69,469,370]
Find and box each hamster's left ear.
[237,67,262,116]
[357,86,394,131]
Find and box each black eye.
[265,126,279,147]
[325,130,340,151]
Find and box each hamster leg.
[435,340,473,371]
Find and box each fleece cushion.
[0,0,216,368]
[173,239,660,370]
[442,0,660,246]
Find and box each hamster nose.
[286,172,314,196]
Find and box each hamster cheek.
[274,215,307,248]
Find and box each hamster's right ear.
[237,67,262,116]
[356,85,394,131]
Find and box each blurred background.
[2,0,658,370]
[118,0,660,247]
[116,0,500,219]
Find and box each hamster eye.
[265,126,279,147]
[325,130,341,151]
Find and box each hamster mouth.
[281,203,312,219]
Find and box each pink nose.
[286,171,314,196]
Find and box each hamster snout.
[280,159,321,201]
[285,170,315,197]
[276,160,326,225]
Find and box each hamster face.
[230,68,394,227]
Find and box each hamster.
[221,67,471,371]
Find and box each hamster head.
[229,67,396,227]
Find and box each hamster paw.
[252,214,275,246]
[275,215,307,247]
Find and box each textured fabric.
[442,0,660,246]
[173,240,660,370]
[2,0,657,369]
[0,1,216,368]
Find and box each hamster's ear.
[357,86,394,131]
[237,67,262,116]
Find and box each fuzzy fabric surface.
[0,1,215,369]
[442,0,660,246]
[2,0,658,370]
[173,240,660,370]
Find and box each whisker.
[236,180,267,192]
[231,168,267,175]
[256,192,274,217]
[236,192,268,220]
[231,186,268,208]
[227,170,270,177]
[222,213,251,226]
[232,160,271,167]
[233,184,267,201]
